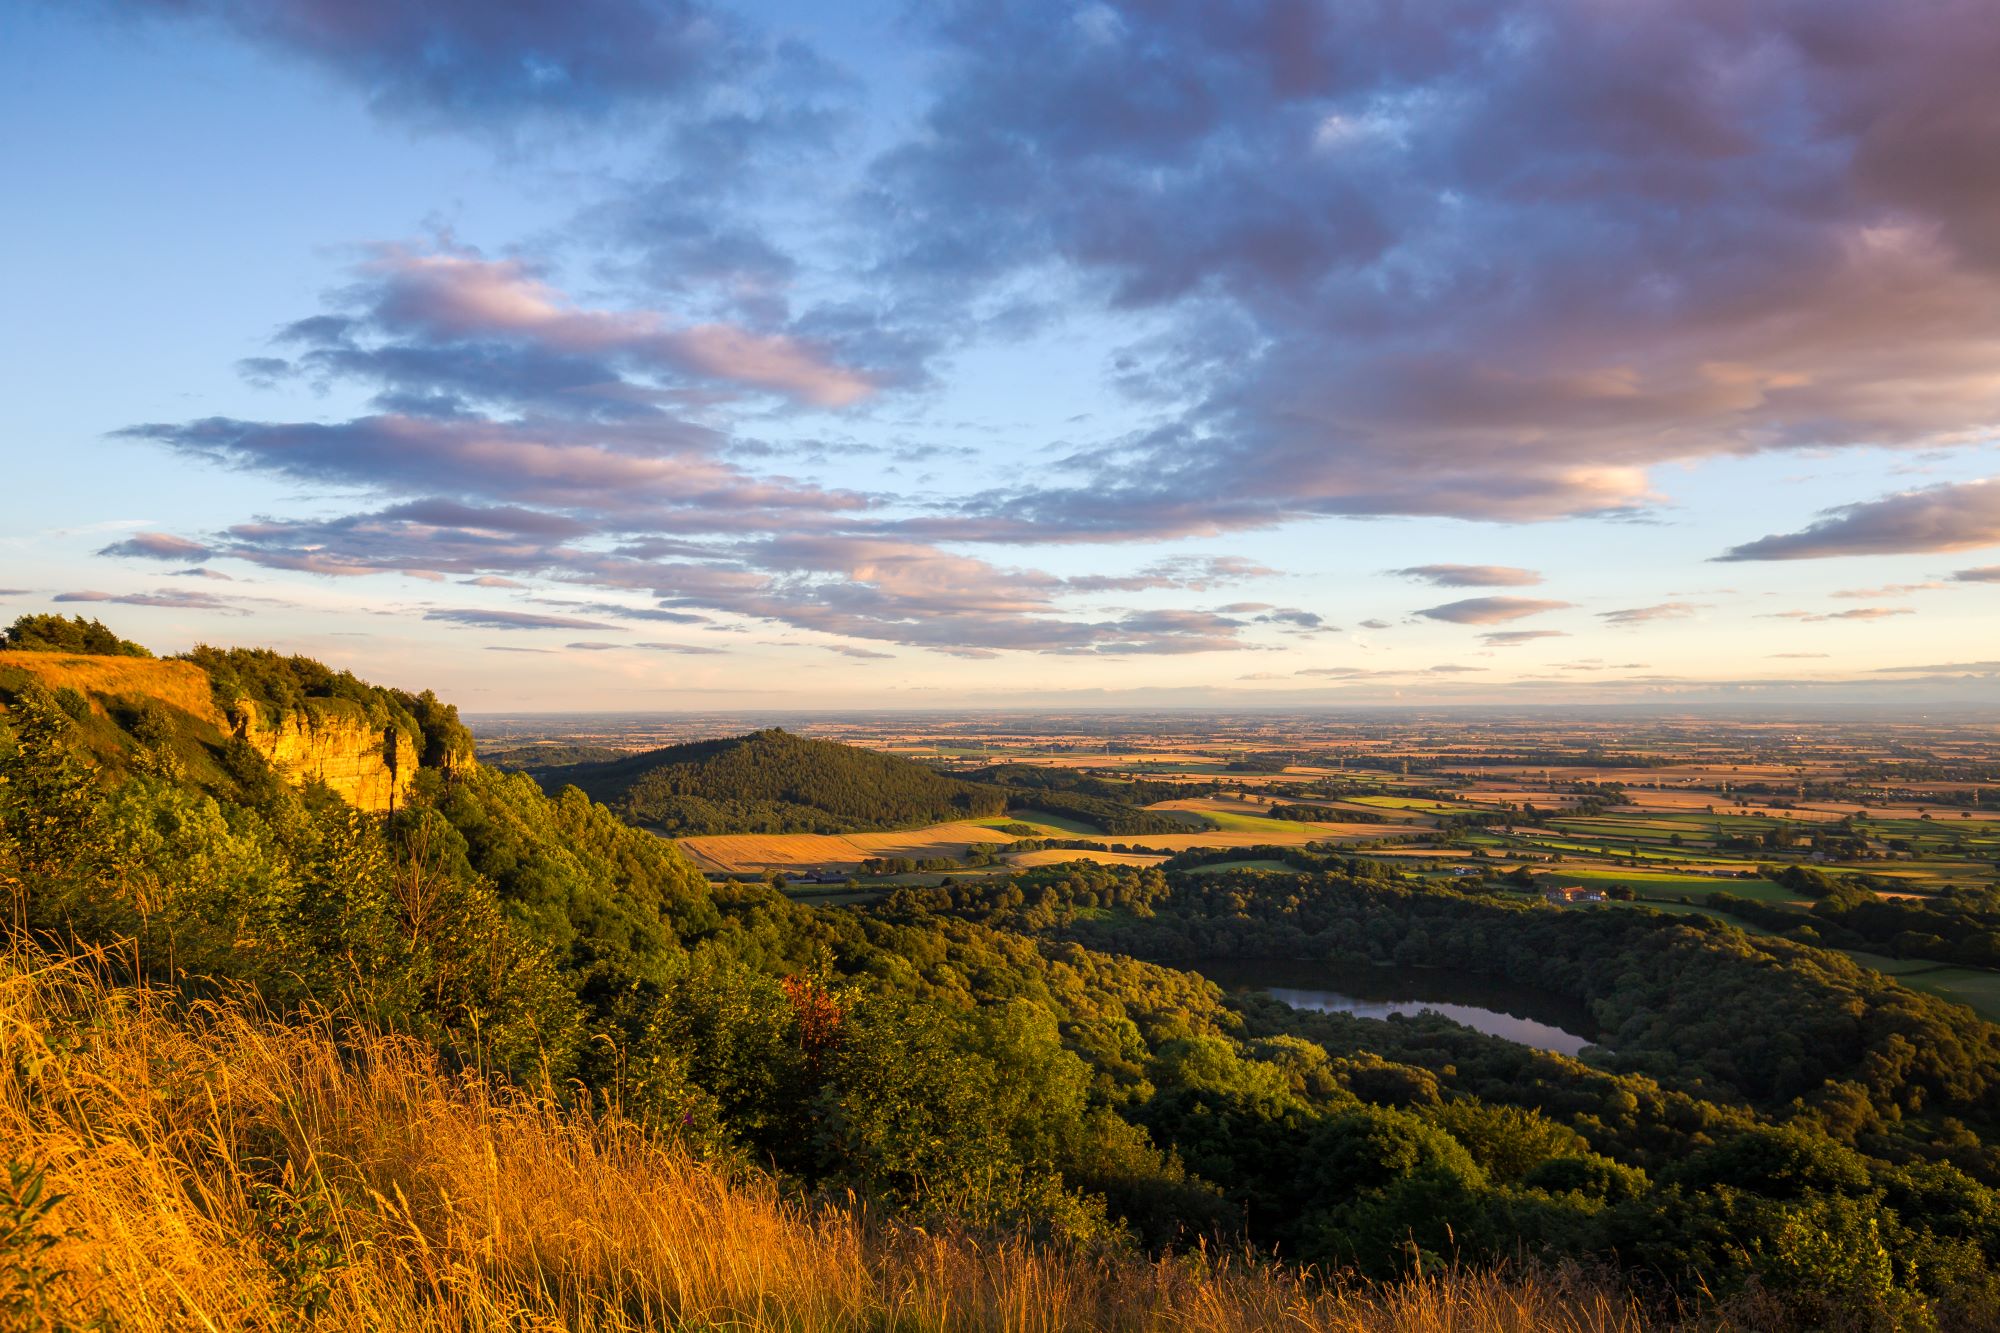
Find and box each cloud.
[1874,660,2000,674]
[1764,606,1916,623]
[100,0,2000,666]
[1718,480,2000,561]
[111,0,771,130]
[1481,629,1569,647]
[1597,602,1704,626]
[822,644,894,659]
[1295,663,1483,680]
[96,532,214,561]
[1253,608,1333,632]
[1831,582,1946,598]
[535,599,712,624]
[1391,565,1542,588]
[1065,554,1276,593]
[562,637,724,654]
[1953,566,2000,583]
[424,608,620,631]
[1416,597,1572,626]
[54,588,243,612]
[122,417,864,534]
[256,246,881,411]
[868,0,2000,534]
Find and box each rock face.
[233,698,417,813]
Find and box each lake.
[1188,958,1599,1058]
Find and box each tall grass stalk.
[1,945,1652,1332]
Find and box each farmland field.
[680,820,1021,873]
[479,710,2000,933]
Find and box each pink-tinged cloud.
[1597,602,1704,626]
[366,250,877,407]
[124,415,866,524]
[1719,480,2000,561]
[1831,582,1945,598]
[96,532,214,561]
[1764,607,1916,623]
[1392,564,1542,588]
[1416,597,1572,626]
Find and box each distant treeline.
[481,742,631,771]
[1706,863,2000,969]
[1266,803,1391,824]
[970,764,1214,834]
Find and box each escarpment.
[226,696,417,812]
[0,647,469,814]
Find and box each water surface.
[1190,958,1598,1058]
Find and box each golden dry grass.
[0,945,1659,1333]
[681,822,1026,873]
[1006,850,1166,869]
[0,650,223,726]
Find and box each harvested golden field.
[1148,795,1260,815]
[1094,829,1329,852]
[0,649,222,725]
[679,820,1022,873]
[1007,848,1166,868]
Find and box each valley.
[10,622,2000,1330]
[485,710,2000,1019]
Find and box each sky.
[3,0,1999,712]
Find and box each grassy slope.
[0,650,223,726]
[3,948,1650,1333]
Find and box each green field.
[1538,866,1791,901]
[1870,965,2000,1022]
[999,809,1105,835]
[1196,809,1343,836]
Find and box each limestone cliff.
[231,697,417,813]
[1,648,431,814]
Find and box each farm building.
[1544,886,1607,905]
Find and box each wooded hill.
[549,733,1214,837]
[548,728,1009,834]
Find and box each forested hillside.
[6,619,2000,1329]
[549,727,1007,834]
